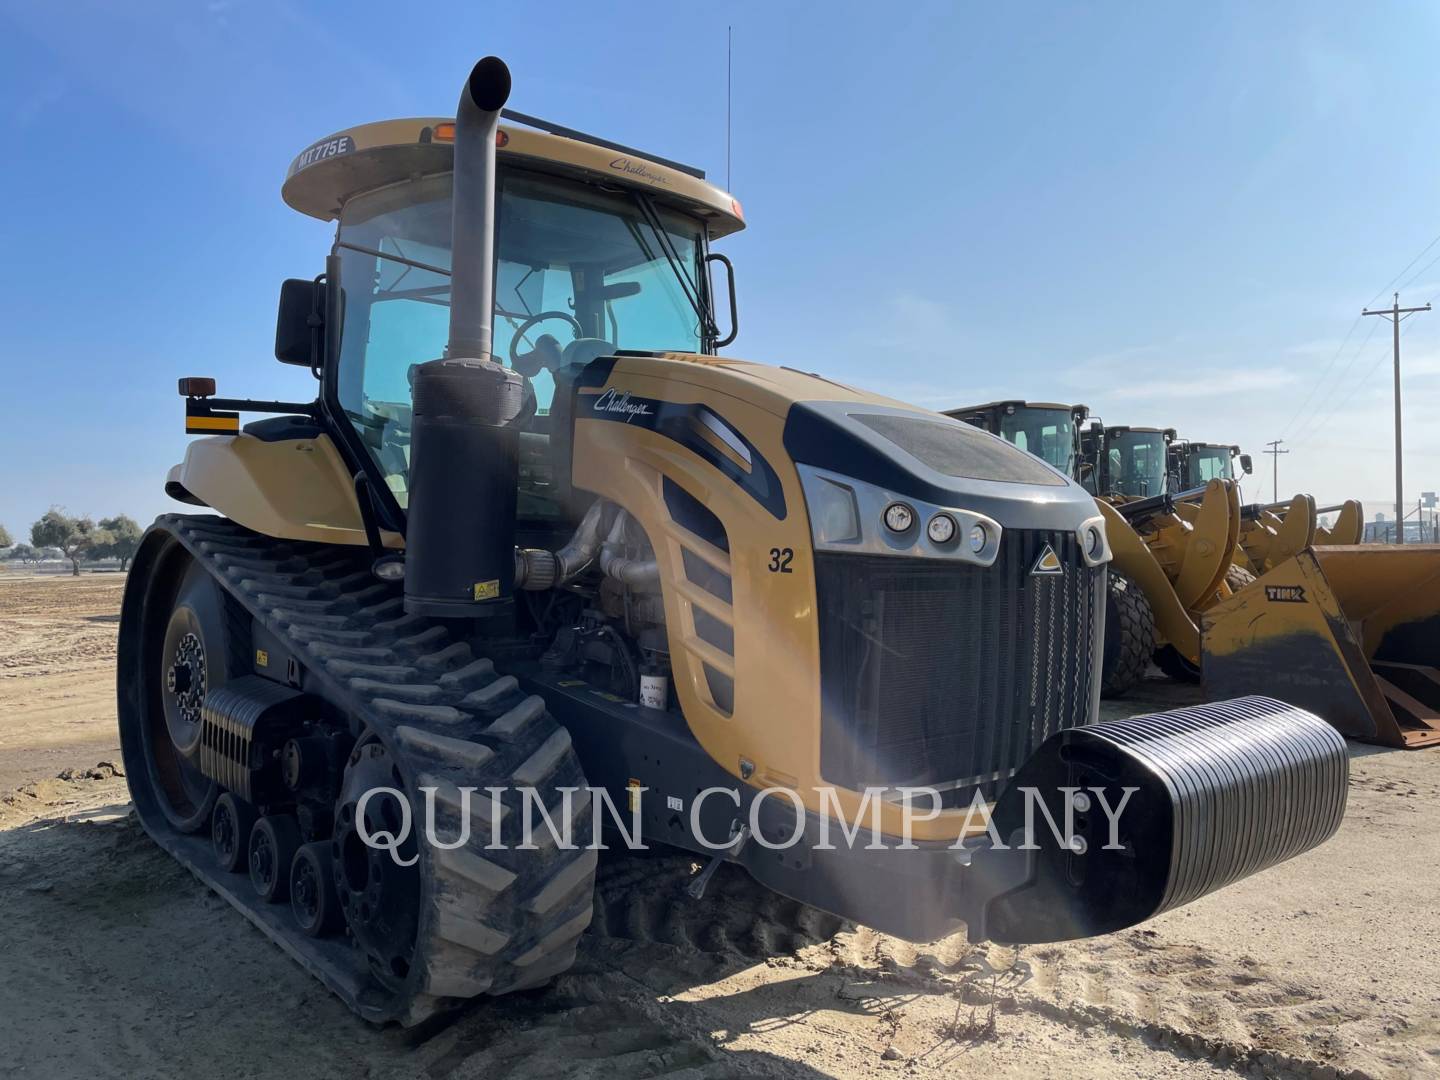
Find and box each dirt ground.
[1,572,1436,1079]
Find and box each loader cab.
[945,401,1089,483]
[1087,424,1174,499]
[277,117,745,531]
[1172,441,1247,488]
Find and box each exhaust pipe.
[404,57,529,619]
[448,55,510,361]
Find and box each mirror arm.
[706,252,738,349]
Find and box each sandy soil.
[0,572,125,791]
[1,574,1436,1079]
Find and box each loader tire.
[1154,565,1256,683]
[1101,571,1156,698]
[118,515,598,1026]
[1218,564,1256,597]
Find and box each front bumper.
[734,695,1348,944]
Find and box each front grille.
[815,533,1101,802]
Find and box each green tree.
[0,524,11,549]
[7,543,40,565]
[98,514,143,571]
[31,509,108,576]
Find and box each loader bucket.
[1201,545,1440,748]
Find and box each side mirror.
[276,278,324,367]
[1239,454,1254,475]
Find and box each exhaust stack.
[448,55,510,361]
[404,56,528,619]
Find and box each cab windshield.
[999,407,1078,478]
[1104,431,1168,497]
[332,169,711,512]
[1186,446,1233,485]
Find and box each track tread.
[128,514,599,1027]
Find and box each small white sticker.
[666,795,683,812]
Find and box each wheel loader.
[1167,439,1365,562]
[946,402,1248,693]
[1167,439,1251,491]
[118,58,1351,1027]
[952,401,1440,747]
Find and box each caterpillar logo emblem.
[1031,544,1063,575]
[1265,584,1306,603]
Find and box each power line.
[1283,228,1440,442]
[1278,313,1364,439]
[1367,228,1440,307]
[1285,317,1381,446]
[1396,245,1440,295]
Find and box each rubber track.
[143,514,597,1026]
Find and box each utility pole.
[1362,293,1430,544]
[1264,439,1289,502]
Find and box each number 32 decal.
[768,547,794,573]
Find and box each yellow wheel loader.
[1168,438,1365,558]
[118,58,1350,1026]
[948,403,1248,694]
[1168,439,1252,491]
[952,402,1440,748]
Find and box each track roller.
[212,792,256,873]
[291,841,343,938]
[249,815,303,903]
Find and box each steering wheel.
[508,310,584,367]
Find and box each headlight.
[809,476,861,544]
[883,502,915,533]
[1075,515,1110,566]
[797,465,1003,567]
[927,513,957,544]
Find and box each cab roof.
[282,116,745,239]
[947,400,1088,415]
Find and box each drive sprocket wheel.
[135,560,241,833]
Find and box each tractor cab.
[275,115,744,527]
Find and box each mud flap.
[963,696,1347,944]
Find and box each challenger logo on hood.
[1031,545,1063,575]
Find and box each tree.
[0,524,11,549]
[31,509,109,576]
[98,515,143,571]
[7,543,39,565]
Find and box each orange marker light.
[430,123,507,147]
[730,198,744,220]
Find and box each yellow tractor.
[118,58,1350,1026]
[952,401,1440,748]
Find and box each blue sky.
[3,0,1440,540]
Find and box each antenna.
[726,25,732,191]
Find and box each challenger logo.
[591,388,655,423]
[1031,544,1063,575]
[1265,584,1306,603]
